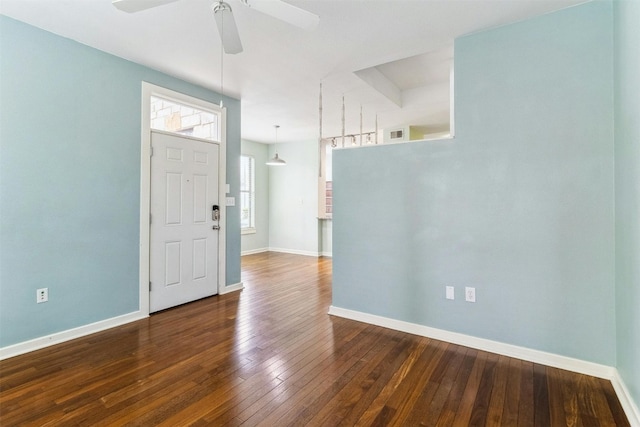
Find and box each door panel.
[192,238,207,279]
[193,174,208,223]
[150,131,219,312]
[165,241,182,286]
[165,172,183,225]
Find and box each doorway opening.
[139,83,227,315]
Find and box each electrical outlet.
[37,288,48,303]
[445,286,455,300]
[465,287,476,303]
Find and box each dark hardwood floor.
[0,252,629,426]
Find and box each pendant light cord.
[219,9,224,108]
[318,82,323,177]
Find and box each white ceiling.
[0,0,586,143]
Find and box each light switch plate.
[226,196,235,206]
[446,286,454,300]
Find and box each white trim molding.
[0,311,148,361]
[241,247,269,256]
[242,248,328,257]
[611,370,640,426]
[1,284,242,360]
[328,306,614,379]
[268,247,321,257]
[242,248,334,257]
[140,82,227,311]
[328,306,640,425]
[220,282,244,295]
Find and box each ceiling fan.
[112,0,320,54]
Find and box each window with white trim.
[240,155,255,233]
[150,95,219,141]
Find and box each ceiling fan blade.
[244,0,319,31]
[213,2,244,54]
[112,0,179,13]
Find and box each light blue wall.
[268,140,319,255]
[0,16,241,348]
[240,139,270,253]
[333,1,615,365]
[241,138,326,256]
[614,0,640,410]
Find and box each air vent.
[384,127,408,143]
[390,130,403,140]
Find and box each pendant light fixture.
[266,125,286,166]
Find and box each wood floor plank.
[298,330,404,426]
[599,377,631,427]
[518,360,536,427]
[0,252,630,426]
[501,357,523,426]
[384,340,452,426]
[469,351,499,425]
[432,348,477,426]
[533,363,552,427]
[240,325,381,425]
[451,349,488,426]
[253,326,387,426]
[485,354,511,425]
[325,334,416,426]
[402,344,468,427]
[585,376,618,427]
[558,367,584,427]
[547,366,570,426]
[353,337,431,426]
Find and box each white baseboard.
[612,370,640,426]
[241,248,269,256]
[328,306,614,379]
[2,283,245,361]
[220,282,244,295]
[328,306,640,424]
[0,311,148,361]
[242,248,330,258]
[268,247,321,257]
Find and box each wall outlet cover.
[465,287,476,303]
[37,288,48,303]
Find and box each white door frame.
[139,82,227,316]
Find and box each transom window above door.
[150,96,219,142]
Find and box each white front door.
[150,130,220,312]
